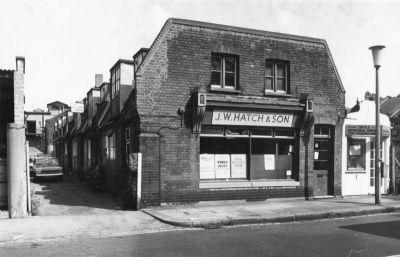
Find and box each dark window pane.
[211,56,221,71]
[252,128,273,136]
[276,78,285,91]
[275,129,295,137]
[321,127,330,135]
[265,63,273,76]
[265,78,273,90]
[211,71,221,85]
[225,56,235,72]
[251,138,275,154]
[277,64,285,77]
[225,72,235,87]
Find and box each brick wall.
[135,19,345,205]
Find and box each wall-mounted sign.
[264,154,275,170]
[231,154,246,178]
[212,110,294,127]
[200,154,215,179]
[215,154,230,178]
[345,125,390,137]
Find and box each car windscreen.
[35,158,59,166]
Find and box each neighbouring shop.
[342,100,391,195]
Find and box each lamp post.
[369,45,385,205]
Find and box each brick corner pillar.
[7,123,27,218]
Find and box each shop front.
[342,100,391,195]
[196,94,305,190]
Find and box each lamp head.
[369,45,385,68]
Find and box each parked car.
[32,157,63,181]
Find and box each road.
[1,213,400,257]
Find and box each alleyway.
[30,176,124,216]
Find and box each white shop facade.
[342,100,391,196]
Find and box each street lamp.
[369,45,385,205]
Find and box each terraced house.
[55,19,346,208]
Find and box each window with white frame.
[211,53,239,90]
[265,61,289,94]
[347,138,366,169]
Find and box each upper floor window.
[111,68,120,99]
[265,61,289,94]
[211,54,239,90]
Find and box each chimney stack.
[95,74,103,88]
[16,56,25,74]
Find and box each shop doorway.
[368,141,384,194]
[313,125,334,196]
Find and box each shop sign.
[264,154,275,170]
[215,154,230,178]
[200,154,215,179]
[212,110,294,127]
[345,125,390,137]
[231,154,246,178]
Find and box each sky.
[1,0,399,111]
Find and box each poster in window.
[231,154,246,178]
[349,144,361,156]
[215,154,230,179]
[264,154,275,170]
[200,154,215,179]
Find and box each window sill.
[264,92,293,98]
[346,169,366,173]
[210,87,242,94]
[199,179,300,189]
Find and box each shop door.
[368,141,384,194]
[314,126,334,196]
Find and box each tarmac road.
[2,213,400,257]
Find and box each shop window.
[211,53,239,90]
[265,61,289,94]
[200,138,248,179]
[347,139,365,170]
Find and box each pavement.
[1,195,400,244]
[143,195,400,228]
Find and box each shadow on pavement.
[339,214,400,240]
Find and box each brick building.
[52,19,346,208]
[0,57,26,209]
[117,19,346,207]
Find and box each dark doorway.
[313,125,334,196]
